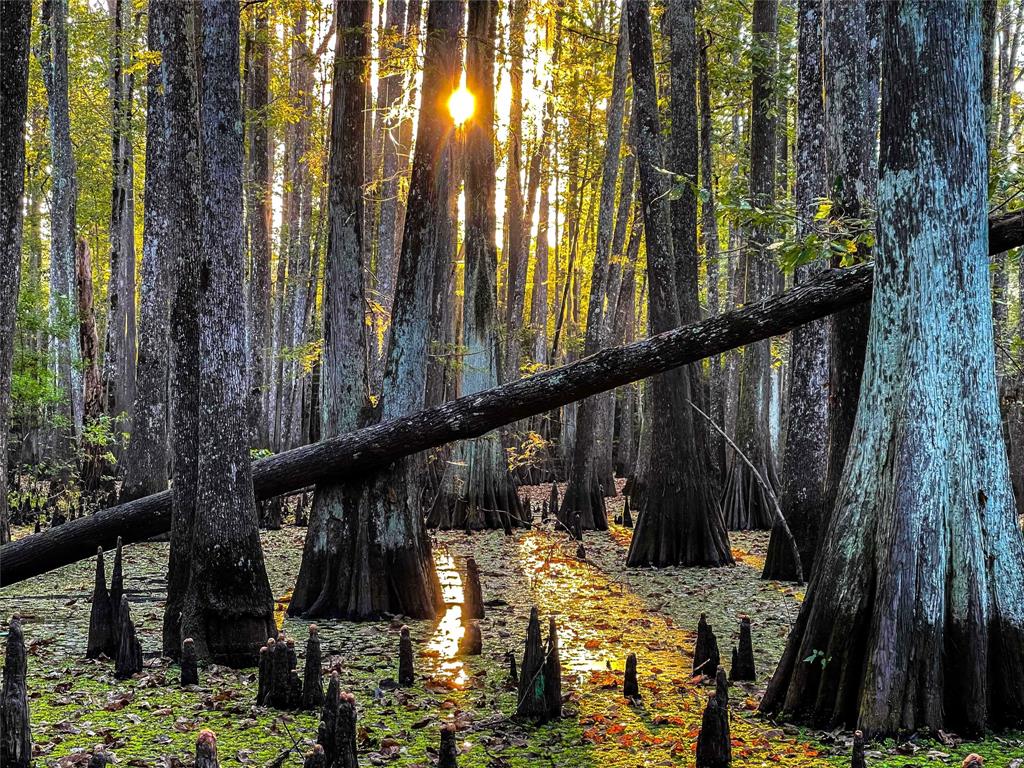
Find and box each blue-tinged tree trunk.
[180,0,276,665]
[762,0,1024,734]
[763,0,829,581]
[288,0,373,618]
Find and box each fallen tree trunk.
[2,207,1021,586]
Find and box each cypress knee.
[548,483,559,519]
[463,558,485,620]
[87,546,114,659]
[270,634,302,709]
[622,497,633,528]
[303,744,327,768]
[575,542,586,560]
[623,653,640,699]
[505,650,518,684]
[693,613,721,678]
[109,537,124,648]
[256,643,271,705]
[398,626,414,686]
[438,723,458,768]
[336,691,358,768]
[0,616,31,768]
[516,607,547,719]
[695,693,730,768]
[114,596,143,680]
[195,729,219,768]
[715,665,729,706]
[851,730,866,768]
[543,616,562,720]
[460,620,482,656]
[88,746,110,768]
[302,624,325,709]
[961,755,983,768]
[317,672,340,764]
[729,616,755,681]
[181,637,199,686]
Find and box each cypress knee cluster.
[180,637,199,686]
[460,620,482,656]
[695,692,730,768]
[693,613,721,678]
[269,633,302,709]
[87,547,114,658]
[318,674,358,768]
[302,624,325,709]
[0,617,31,768]
[114,596,143,679]
[438,724,458,768]
[729,616,755,681]
[398,626,415,686]
[462,558,485,620]
[195,729,219,768]
[623,653,640,699]
[850,730,866,768]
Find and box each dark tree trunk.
[625,0,731,567]
[121,1,172,502]
[721,0,779,531]
[762,0,829,581]
[77,238,110,496]
[430,0,522,531]
[762,1,1024,735]
[161,0,203,658]
[180,0,276,666]
[0,0,32,545]
[288,0,373,619]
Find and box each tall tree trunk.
[0,0,32,544]
[161,0,203,659]
[122,5,172,502]
[762,1,1024,733]
[561,1,629,531]
[762,0,829,580]
[180,0,276,666]
[311,0,463,620]
[76,238,109,496]
[721,0,779,531]
[289,0,373,618]
[38,0,84,466]
[624,0,732,567]
[246,3,273,449]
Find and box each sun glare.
[448,84,475,126]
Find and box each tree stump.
[693,613,721,678]
[460,620,482,656]
[851,730,866,768]
[438,723,458,768]
[543,616,562,720]
[463,558,485,620]
[87,546,114,659]
[516,607,547,719]
[695,693,730,768]
[114,596,142,680]
[715,666,729,706]
[729,616,755,681]
[195,729,219,768]
[109,537,124,649]
[623,653,640,699]
[303,744,327,768]
[302,624,325,710]
[181,637,199,686]
[257,643,271,705]
[398,626,415,687]
[0,616,31,768]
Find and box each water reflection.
[426,551,468,687]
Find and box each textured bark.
[695,693,730,768]
[625,0,731,568]
[180,0,276,666]
[762,2,1024,734]
[38,0,84,448]
[114,595,143,679]
[288,0,373,619]
[0,0,31,545]
[180,637,199,685]
[561,2,629,531]
[517,607,546,719]
[87,547,114,658]
[721,0,779,531]
[161,0,203,658]
[763,0,829,581]
[245,4,273,448]
[122,4,172,501]
[0,617,31,768]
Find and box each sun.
[448,83,475,126]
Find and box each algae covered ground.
[1,485,1022,768]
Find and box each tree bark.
[0,0,32,545]
[6,203,1024,583]
[762,0,1024,735]
[180,0,276,665]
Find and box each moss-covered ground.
[1,483,1021,767]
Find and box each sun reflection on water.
[426,552,469,687]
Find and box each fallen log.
[2,206,1021,586]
